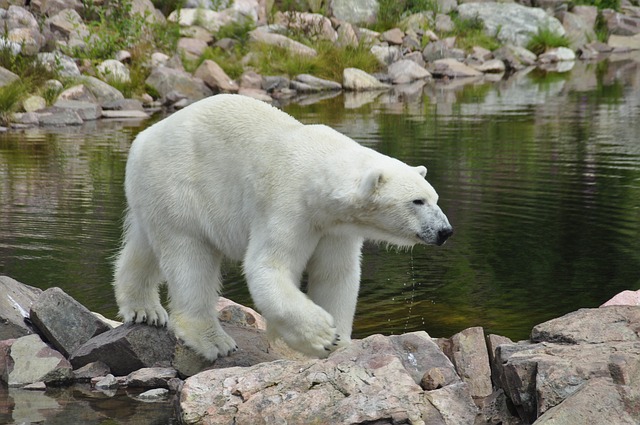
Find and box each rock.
[82,76,125,105]
[115,50,132,63]
[336,22,359,48]
[562,11,596,50]
[457,2,565,47]
[448,327,493,399]
[36,107,83,126]
[194,60,240,93]
[69,323,177,376]
[102,99,144,111]
[274,11,337,42]
[29,287,111,358]
[94,373,118,390]
[468,59,506,73]
[387,59,431,84]
[57,84,99,104]
[430,58,483,78]
[381,28,404,45]
[125,367,177,388]
[538,46,576,63]
[0,66,19,88]
[19,102,44,120]
[0,276,41,340]
[331,0,379,25]
[580,41,614,59]
[177,37,208,61]
[46,8,89,43]
[2,6,45,55]
[572,5,598,29]
[608,33,640,50]
[435,13,455,33]
[249,30,318,57]
[145,67,213,102]
[602,9,640,36]
[3,334,73,387]
[53,100,102,120]
[370,44,402,65]
[422,39,463,62]
[239,70,263,89]
[404,51,426,67]
[237,87,272,102]
[11,112,39,126]
[492,44,537,71]
[168,8,234,33]
[138,388,169,400]
[292,74,342,91]
[534,378,640,424]
[73,361,111,382]
[262,75,290,93]
[97,59,130,84]
[343,67,391,91]
[179,332,476,424]
[602,289,640,306]
[37,52,80,77]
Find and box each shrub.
[526,27,570,56]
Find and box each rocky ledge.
[1,274,639,424]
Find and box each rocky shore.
[2,0,640,128]
[1,274,639,424]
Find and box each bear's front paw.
[268,302,340,358]
[171,315,238,361]
[119,304,169,326]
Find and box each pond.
[1,53,640,421]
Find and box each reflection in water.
[1,56,640,351]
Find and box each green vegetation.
[447,14,501,52]
[375,0,439,31]
[526,27,571,56]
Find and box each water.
[0,52,639,366]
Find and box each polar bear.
[113,94,452,360]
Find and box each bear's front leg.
[244,240,340,358]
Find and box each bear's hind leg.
[160,238,237,361]
[306,234,364,351]
[114,217,168,326]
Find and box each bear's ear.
[415,166,427,178]
[358,169,386,197]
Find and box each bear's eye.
[412,199,425,206]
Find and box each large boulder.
[330,0,379,25]
[249,29,318,57]
[0,276,41,340]
[2,334,73,387]
[457,2,565,47]
[179,332,480,424]
[29,287,111,358]
[343,68,390,91]
[145,67,213,102]
[194,60,239,93]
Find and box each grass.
[445,14,501,52]
[374,0,440,32]
[0,80,28,124]
[526,27,570,56]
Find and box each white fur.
[113,94,452,360]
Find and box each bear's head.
[353,162,453,248]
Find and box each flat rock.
[125,367,177,388]
[343,68,391,91]
[100,110,150,119]
[0,276,41,340]
[53,100,102,120]
[4,334,73,387]
[36,107,83,126]
[30,287,111,358]
[249,30,317,57]
[101,98,144,111]
[0,66,19,87]
[73,361,111,382]
[331,0,378,24]
[602,289,640,306]
[608,33,640,50]
[431,59,483,78]
[292,74,342,91]
[82,76,125,105]
[179,332,477,424]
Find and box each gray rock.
[168,8,233,33]
[31,0,83,17]
[381,28,404,45]
[387,59,431,84]
[248,30,318,57]
[608,33,640,50]
[602,9,640,36]
[97,59,130,84]
[336,21,359,47]
[138,388,169,400]
[2,6,45,55]
[562,11,596,50]
[11,112,39,126]
[274,11,337,42]
[125,367,177,388]
[239,70,264,89]
[37,52,80,77]
[435,13,455,33]
[53,100,102,120]
[3,334,73,387]
[370,44,402,65]
[492,45,537,71]
[538,47,576,63]
[331,0,379,25]
[179,332,474,424]
[0,66,20,88]
[57,84,99,104]
[262,75,290,93]
[422,39,462,62]
[73,361,111,382]
[449,326,493,399]
[468,59,506,73]
[70,324,177,376]
[30,287,111,357]
[572,5,598,29]
[36,107,83,126]
[177,37,208,61]
[46,8,89,41]
[0,276,41,340]
[292,74,342,91]
[95,373,118,390]
[82,76,125,105]
[430,58,483,78]
[194,60,239,93]
[237,87,272,102]
[100,110,151,119]
[534,378,640,424]
[145,67,213,102]
[102,98,144,111]
[22,95,47,113]
[457,2,565,47]
[343,67,391,91]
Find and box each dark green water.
[2,57,640,351]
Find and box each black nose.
[437,227,453,246]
